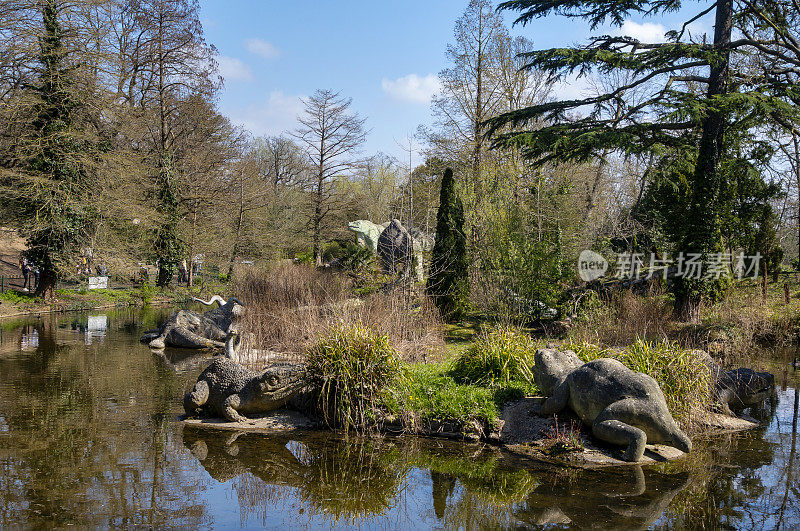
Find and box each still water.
[0,308,797,529]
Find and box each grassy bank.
[566,278,800,362]
[0,279,231,318]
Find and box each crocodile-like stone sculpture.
[715,367,777,416]
[697,351,777,416]
[535,353,692,462]
[141,295,242,350]
[184,357,307,422]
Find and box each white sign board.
[88,276,108,290]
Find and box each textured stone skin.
[538,357,692,462]
[184,357,307,422]
[141,296,242,350]
[696,351,777,416]
[533,349,584,396]
[715,368,777,415]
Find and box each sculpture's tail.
[191,295,227,307]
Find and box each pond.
[0,308,797,528]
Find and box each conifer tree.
[13,0,97,298]
[427,168,469,319]
[489,0,800,321]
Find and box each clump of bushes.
[449,325,539,389]
[233,263,442,361]
[306,323,402,433]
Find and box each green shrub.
[307,323,402,432]
[137,283,156,304]
[449,326,539,388]
[0,290,37,304]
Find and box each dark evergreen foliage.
[427,168,470,320]
[489,0,800,320]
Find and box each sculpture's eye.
[268,376,278,387]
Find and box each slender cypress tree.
[427,168,470,319]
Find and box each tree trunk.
[313,175,323,267]
[34,270,57,300]
[673,0,732,321]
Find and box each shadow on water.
[0,310,798,528]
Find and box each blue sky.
[199,1,712,162]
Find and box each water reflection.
[0,311,797,528]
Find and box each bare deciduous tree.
[291,90,367,266]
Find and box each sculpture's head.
[348,220,372,234]
[254,364,308,406]
[669,430,692,453]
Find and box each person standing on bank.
[20,255,31,291]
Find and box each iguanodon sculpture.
[141,295,243,350]
[348,218,434,281]
[534,349,692,462]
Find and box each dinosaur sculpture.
[349,219,434,281]
[140,295,243,350]
[347,220,387,254]
[534,350,692,462]
[377,219,413,276]
[184,357,308,422]
[715,367,777,416]
[698,351,777,416]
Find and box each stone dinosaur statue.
[697,351,777,416]
[347,220,388,254]
[349,219,434,281]
[715,367,777,416]
[377,218,414,276]
[183,357,307,422]
[140,295,243,350]
[534,350,692,462]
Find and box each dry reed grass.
[568,290,672,346]
[232,262,443,363]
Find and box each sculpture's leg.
[184,380,209,415]
[716,389,734,416]
[222,394,249,423]
[541,380,569,415]
[592,404,647,462]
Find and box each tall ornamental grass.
[449,325,539,388]
[306,323,402,433]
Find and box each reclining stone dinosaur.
[184,356,308,422]
[533,349,692,462]
[141,295,243,350]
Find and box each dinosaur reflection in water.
[183,428,693,528]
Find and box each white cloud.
[246,38,280,59]
[381,73,441,104]
[614,20,667,42]
[226,91,305,137]
[217,55,253,82]
[551,72,594,101]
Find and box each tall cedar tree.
[488,0,800,321]
[427,168,469,319]
[22,0,96,298]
